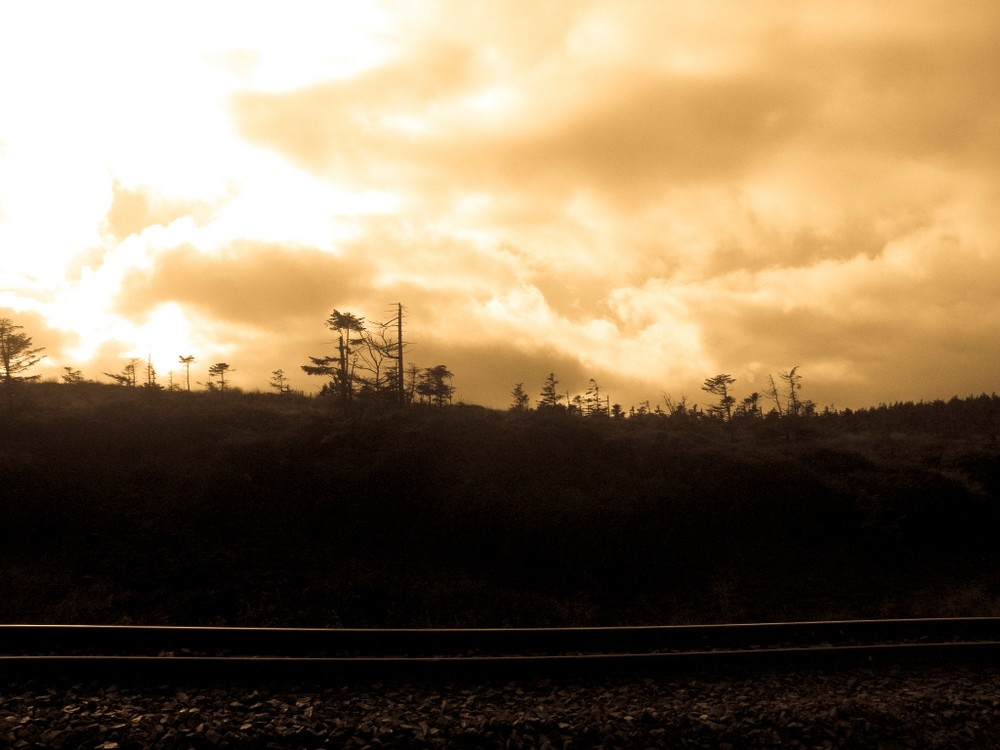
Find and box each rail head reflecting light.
[1,618,1000,684]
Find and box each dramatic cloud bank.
[2,1,999,408]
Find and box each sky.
[2,1,999,410]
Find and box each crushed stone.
[3,664,1000,748]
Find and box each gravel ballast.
[3,664,1000,748]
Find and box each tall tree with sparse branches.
[766,374,783,417]
[353,317,397,399]
[302,309,366,402]
[0,318,45,413]
[584,379,606,417]
[328,309,365,401]
[780,366,803,417]
[179,355,195,392]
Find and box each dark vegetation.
[2,380,999,627]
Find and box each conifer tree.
[509,383,530,411]
[0,318,45,412]
[537,372,560,409]
[208,362,233,393]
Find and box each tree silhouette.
[208,362,233,393]
[104,358,141,387]
[766,374,783,417]
[142,354,161,389]
[537,372,560,409]
[662,393,690,416]
[0,318,45,412]
[416,365,454,405]
[702,374,736,422]
[303,309,366,402]
[509,383,530,412]
[353,317,398,400]
[303,307,408,404]
[736,392,762,420]
[327,309,364,401]
[179,355,195,392]
[104,371,130,387]
[584,379,606,417]
[269,369,291,394]
[403,363,421,405]
[779,366,803,417]
[61,367,85,384]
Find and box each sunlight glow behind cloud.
[2,0,999,408]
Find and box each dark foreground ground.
[4,663,1000,748]
[2,382,999,627]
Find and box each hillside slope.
[1,383,998,626]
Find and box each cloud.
[494,73,809,200]
[230,41,481,179]
[115,241,376,329]
[102,183,217,242]
[606,215,1000,407]
[231,53,809,210]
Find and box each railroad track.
[3,618,1000,684]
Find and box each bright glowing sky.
[2,1,999,409]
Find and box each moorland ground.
[2,381,999,627]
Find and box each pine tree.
[208,362,233,393]
[537,373,560,409]
[509,383,530,411]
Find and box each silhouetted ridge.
[0,381,998,627]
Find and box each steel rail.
[2,619,1000,683]
[3,643,1000,683]
[3,617,1000,656]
